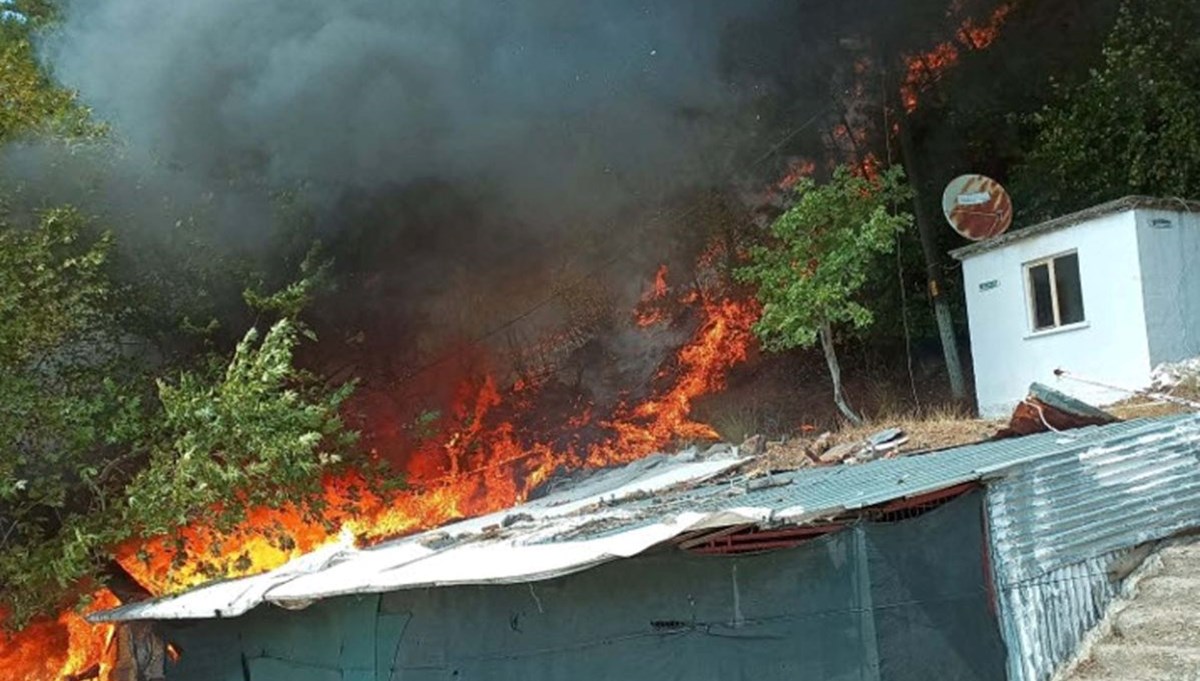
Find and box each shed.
[95,414,1200,681]
[950,196,1200,418]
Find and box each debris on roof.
[996,382,1120,439]
[753,412,998,471]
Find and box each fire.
[901,2,1016,112]
[633,264,671,327]
[777,159,817,192]
[957,3,1014,50]
[597,295,756,463]
[1,590,120,681]
[4,252,759,680]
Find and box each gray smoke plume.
[41,1,774,229]
[19,0,817,415]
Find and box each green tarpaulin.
[162,490,1005,681]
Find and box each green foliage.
[0,207,113,364]
[125,320,355,536]
[1013,0,1200,218]
[0,210,133,623]
[0,2,365,626]
[0,9,99,143]
[736,166,914,351]
[0,211,357,626]
[243,245,332,320]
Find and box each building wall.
[1135,207,1200,366]
[960,210,1151,418]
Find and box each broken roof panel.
[92,413,1200,624]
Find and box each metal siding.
[996,548,1125,681]
[986,416,1200,681]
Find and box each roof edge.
[949,195,1200,260]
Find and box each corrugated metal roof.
[92,413,1200,624]
[989,417,1200,583]
[597,416,1196,537]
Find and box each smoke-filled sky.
[43,1,785,229]
[28,0,1086,384]
[19,0,987,390]
[9,0,1119,420]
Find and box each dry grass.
[838,405,1000,452]
[1107,398,1190,421]
[755,403,1002,472]
[1106,361,1200,420]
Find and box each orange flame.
[777,159,817,192]
[5,252,759,680]
[634,264,671,327]
[1,590,120,681]
[901,2,1016,112]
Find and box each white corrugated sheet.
[92,447,761,622]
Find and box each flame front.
[633,264,671,327]
[4,254,759,680]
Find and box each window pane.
[1029,263,1055,329]
[1054,253,1085,325]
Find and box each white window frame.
[1023,250,1084,332]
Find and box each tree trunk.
[819,322,863,426]
[898,119,968,402]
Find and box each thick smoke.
[24,1,808,423]
[43,1,772,227]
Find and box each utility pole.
[898,118,967,401]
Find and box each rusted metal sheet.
[994,382,1119,439]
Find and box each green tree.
[0,0,371,627]
[1,3,98,143]
[737,166,913,425]
[0,210,357,626]
[1013,0,1200,219]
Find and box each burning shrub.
[0,211,358,628]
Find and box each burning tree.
[0,206,357,630]
[737,165,912,425]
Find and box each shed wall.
[985,416,1200,681]
[162,492,1005,681]
[960,210,1150,417]
[1135,207,1200,366]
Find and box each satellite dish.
[941,174,1013,241]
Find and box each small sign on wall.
[979,279,1000,292]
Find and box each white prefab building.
[951,196,1200,418]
